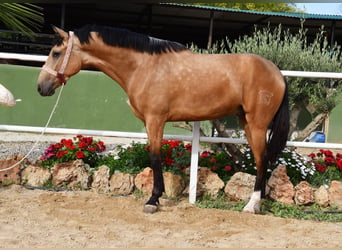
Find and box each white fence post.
[189,121,200,204]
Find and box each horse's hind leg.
[238,115,267,213]
[143,117,165,214]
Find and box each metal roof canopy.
[27,2,342,49]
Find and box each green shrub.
[96,142,150,175]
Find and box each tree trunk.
[210,119,244,162]
[289,104,301,140]
[295,113,329,141]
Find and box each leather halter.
[42,31,74,85]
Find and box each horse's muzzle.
[37,81,56,96]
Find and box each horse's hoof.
[242,205,260,214]
[143,204,158,214]
[242,208,257,214]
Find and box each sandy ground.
[1,185,341,248]
[1,132,342,248]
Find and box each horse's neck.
[82,43,145,92]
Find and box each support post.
[189,121,200,204]
[207,11,214,49]
[60,4,66,29]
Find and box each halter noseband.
[42,31,74,85]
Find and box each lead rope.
[0,83,65,172]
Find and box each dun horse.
[37,25,289,214]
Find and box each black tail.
[264,78,290,165]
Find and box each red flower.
[78,136,93,149]
[319,149,333,157]
[324,157,335,165]
[97,141,106,151]
[336,153,342,159]
[170,141,181,149]
[224,165,232,171]
[78,141,88,149]
[209,158,217,163]
[54,143,63,149]
[61,139,75,150]
[88,147,96,152]
[185,143,192,152]
[308,153,316,158]
[75,151,85,159]
[337,159,342,170]
[200,151,210,158]
[56,150,68,158]
[61,138,72,146]
[315,164,327,173]
[163,157,174,166]
[211,166,217,171]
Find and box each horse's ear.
[52,25,68,40]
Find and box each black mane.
[73,24,188,54]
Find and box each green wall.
[0,64,189,135]
[328,93,342,143]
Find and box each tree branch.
[294,113,329,141]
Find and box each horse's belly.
[167,100,240,121]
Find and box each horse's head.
[37,26,82,96]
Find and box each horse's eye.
[52,51,60,58]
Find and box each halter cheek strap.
[42,31,74,85]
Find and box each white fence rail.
[1,52,342,203]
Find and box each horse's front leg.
[143,118,165,214]
[144,152,164,213]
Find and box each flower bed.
[35,136,341,188]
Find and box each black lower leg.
[146,153,165,206]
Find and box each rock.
[267,165,294,204]
[196,167,224,197]
[91,165,110,193]
[109,172,134,195]
[224,172,255,201]
[163,172,185,197]
[52,160,91,190]
[184,167,225,198]
[134,168,186,197]
[0,155,27,185]
[314,185,329,208]
[294,181,314,205]
[328,181,342,209]
[134,167,154,194]
[21,165,51,187]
